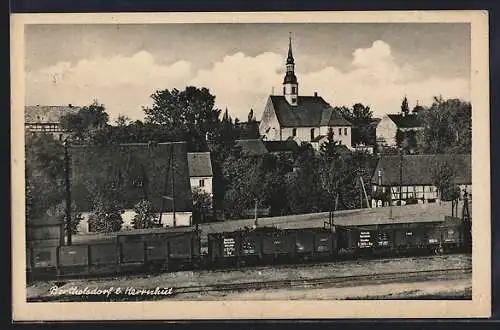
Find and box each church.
[259,35,353,150]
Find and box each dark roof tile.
[387,114,423,128]
[187,152,213,177]
[371,154,471,186]
[235,139,268,156]
[25,105,81,123]
[270,96,352,128]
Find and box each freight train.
[26,214,472,281]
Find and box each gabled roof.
[25,105,81,123]
[269,95,352,128]
[263,140,299,153]
[386,114,423,128]
[71,141,193,212]
[187,152,213,177]
[371,154,471,186]
[235,139,268,156]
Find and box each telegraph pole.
[254,198,258,227]
[63,138,72,246]
[399,147,403,205]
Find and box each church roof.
[269,95,352,128]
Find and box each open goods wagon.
[207,226,338,266]
[27,227,201,279]
[337,216,472,256]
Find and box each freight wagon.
[26,215,471,282]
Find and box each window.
[291,97,297,103]
[283,86,286,94]
[310,128,315,141]
[292,128,297,137]
[199,179,205,187]
[292,86,296,94]
[344,128,348,135]
[339,128,342,135]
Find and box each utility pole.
[171,148,176,227]
[399,147,403,205]
[254,198,258,227]
[63,138,72,246]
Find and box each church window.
[310,128,315,141]
[292,128,297,137]
[291,97,297,103]
[344,128,348,135]
[292,86,296,94]
[283,86,286,94]
[339,128,342,135]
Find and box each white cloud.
[26,40,470,122]
[26,51,193,121]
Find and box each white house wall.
[259,98,281,141]
[77,210,193,234]
[190,176,213,196]
[376,116,398,146]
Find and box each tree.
[401,96,410,116]
[192,188,213,223]
[115,114,131,127]
[131,199,160,229]
[395,129,405,148]
[25,133,65,223]
[47,201,84,235]
[87,192,124,233]
[144,86,221,134]
[319,127,340,160]
[432,161,461,202]
[417,97,471,154]
[60,100,109,140]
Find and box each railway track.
[27,267,471,302]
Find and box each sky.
[25,23,471,122]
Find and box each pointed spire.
[287,32,294,64]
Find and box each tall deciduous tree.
[401,96,410,116]
[131,199,160,229]
[432,161,461,202]
[417,97,471,154]
[143,86,221,135]
[60,100,109,140]
[87,192,124,233]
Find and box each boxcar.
[58,244,89,275]
[116,227,201,271]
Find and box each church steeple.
[283,32,298,106]
[287,32,294,65]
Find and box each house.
[235,139,269,157]
[71,141,194,233]
[25,104,80,140]
[259,35,353,150]
[187,152,213,200]
[370,154,471,207]
[376,113,423,147]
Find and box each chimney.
[68,104,73,108]
[314,92,318,97]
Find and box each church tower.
[283,33,298,106]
